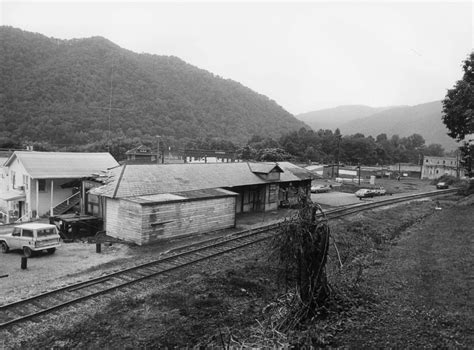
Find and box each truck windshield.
[37,229,56,237]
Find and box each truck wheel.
[47,248,56,254]
[23,247,33,258]
[1,242,9,253]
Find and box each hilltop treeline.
[0,26,305,152]
[243,128,446,165]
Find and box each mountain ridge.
[296,101,457,150]
[0,26,307,149]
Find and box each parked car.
[355,188,376,198]
[436,182,449,189]
[372,187,387,196]
[0,223,61,257]
[355,187,388,199]
[311,184,332,193]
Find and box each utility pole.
[357,163,361,186]
[156,135,160,164]
[336,135,341,177]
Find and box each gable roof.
[248,163,283,174]
[91,162,312,199]
[5,151,119,179]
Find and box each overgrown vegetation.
[269,196,331,331]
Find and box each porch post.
[35,179,39,218]
[50,179,54,216]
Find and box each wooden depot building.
[89,162,312,245]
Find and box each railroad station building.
[90,162,312,245]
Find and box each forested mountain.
[296,105,397,131]
[0,26,306,152]
[297,102,457,151]
[338,101,458,150]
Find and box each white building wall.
[30,178,76,217]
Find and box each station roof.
[126,188,237,205]
[91,161,312,199]
[5,151,119,179]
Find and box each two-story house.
[0,151,118,223]
[421,156,462,179]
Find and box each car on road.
[355,188,376,198]
[436,182,449,189]
[311,184,332,193]
[355,187,388,199]
[0,223,61,257]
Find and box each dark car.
[436,182,449,189]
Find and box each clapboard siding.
[139,196,235,244]
[105,198,143,244]
[105,196,235,245]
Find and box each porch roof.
[0,190,26,201]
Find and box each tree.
[442,52,474,141]
[442,51,474,175]
[423,143,445,157]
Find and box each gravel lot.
[0,241,131,302]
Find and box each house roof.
[91,161,312,199]
[5,151,119,179]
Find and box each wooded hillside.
[0,27,306,150]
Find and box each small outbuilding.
[90,161,312,245]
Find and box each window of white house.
[38,179,46,192]
[22,175,29,190]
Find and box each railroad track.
[0,188,456,329]
[324,188,457,219]
[0,224,279,329]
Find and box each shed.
[107,188,236,245]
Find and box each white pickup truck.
[0,223,61,257]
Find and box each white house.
[0,151,118,223]
[420,156,461,179]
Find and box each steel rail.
[323,188,457,219]
[0,224,278,329]
[0,188,456,329]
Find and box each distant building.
[387,163,422,178]
[183,149,237,163]
[125,145,236,164]
[421,156,461,179]
[125,145,159,164]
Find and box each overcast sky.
[1,1,473,114]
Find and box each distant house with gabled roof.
[0,151,119,223]
[90,161,312,245]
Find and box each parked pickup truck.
[0,223,61,257]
